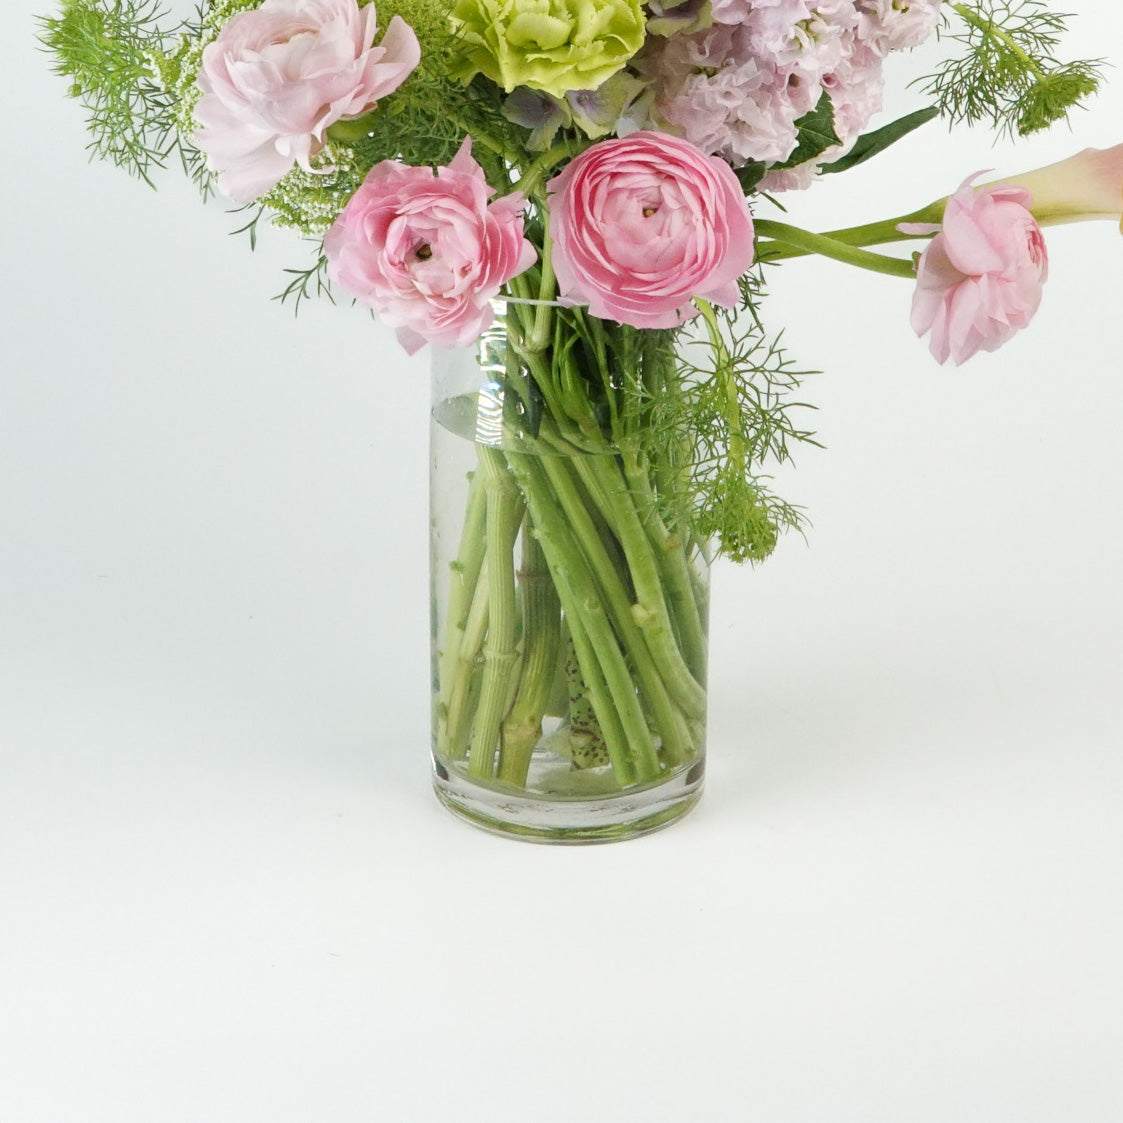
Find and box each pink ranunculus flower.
[547,131,755,329]
[324,138,537,354]
[905,176,1050,366]
[195,0,421,203]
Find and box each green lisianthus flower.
[450,0,646,98]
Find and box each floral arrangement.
[41,0,1123,838]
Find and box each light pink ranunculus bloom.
[195,0,420,203]
[547,131,755,329]
[324,138,536,354]
[905,176,1049,366]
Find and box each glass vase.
[429,312,709,843]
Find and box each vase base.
[432,760,704,845]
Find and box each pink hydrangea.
[324,139,536,353]
[195,0,420,203]
[547,131,755,329]
[905,176,1049,365]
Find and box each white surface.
[2,4,1122,1120]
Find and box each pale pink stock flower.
[547,131,755,329]
[905,176,1049,366]
[195,0,420,203]
[324,139,536,354]
[855,0,944,56]
[995,144,1123,231]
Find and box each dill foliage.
[649,281,819,564]
[38,0,193,186]
[921,1,1104,137]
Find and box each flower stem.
[467,447,525,779]
[754,219,919,278]
[576,453,707,722]
[506,451,662,785]
[538,451,696,766]
[498,519,562,787]
[756,206,945,262]
[436,469,487,757]
[515,138,591,198]
[951,2,1046,79]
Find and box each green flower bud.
[450,0,646,98]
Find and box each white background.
[2,3,1122,1120]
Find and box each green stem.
[467,447,524,779]
[445,558,489,761]
[498,519,562,787]
[506,451,662,785]
[576,453,707,723]
[952,2,1045,79]
[756,205,945,262]
[436,470,487,758]
[622,453,708,682]
[538,453,695,767]
[754,219,919,279]
[527,233,556,355]
[515,137,591,198]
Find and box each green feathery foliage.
[274,248,334,316]
[39,0,185,186]
[335,0,522,177]
[921,1,1104,137]
[649,282,819,564]
[242,0,520,234]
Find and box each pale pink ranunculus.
[324,138,536,354]
[195,0,420,203]
[905,176,1049,366]
[547,131,755,329]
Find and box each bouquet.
[42,0,1121,841]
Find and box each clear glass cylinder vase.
[429,313,709,843]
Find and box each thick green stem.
[576,454,707,722]
[436,470,487,758]
[498,520,562,787]
[754,219,919,278]
[952,2,1045,79]
[467,448,524,779]
[445,558,489,761]
[756,206,945,262]
[538,453,695,767]
[622,453,708,681]
[515,138,591,198]
[506,451,662,785]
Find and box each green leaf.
[821,106,939,176]
[736,161,767,195]
[773,93,840,171]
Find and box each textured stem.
[622,453,708,681]
[436,470,487,757]
[539,453,695,766]
[757,206,945,262]
[498,519,562,787]
[446,558,489,760]
[575,454,707,722]
[467,448,524,779]
[506,451,662,785]
[754,219,919,279]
